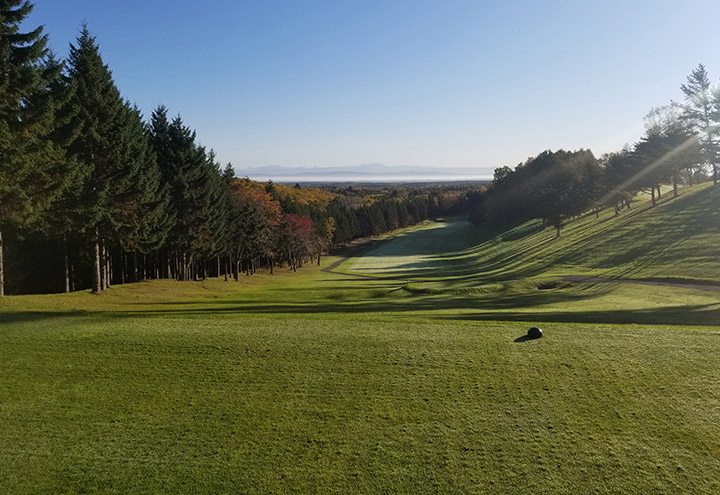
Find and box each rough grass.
[1,183,720,493]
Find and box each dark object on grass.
[527,326,543,339]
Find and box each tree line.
[0,2,466,295]
[466,64,718,234]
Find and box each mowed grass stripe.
[344,183,720,286]
[1,316,720,493]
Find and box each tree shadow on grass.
[101,282,720,327]
[127,282,609,314]
[437,302,720,327]
[0,311,87,324]
[2,296,718,328]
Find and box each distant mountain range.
[234,163,494,183]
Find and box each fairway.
[2,186,720,493]
[346,184,720,290]
[345,219,481,279]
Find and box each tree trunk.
[656,184,661,199]
[63,233,70,293]
[142,254,147,280]
[121,252,126,284]
[105,244,111,288]
[650,186,656,207]
[132,252,138,282]
[555,224,561,238]
[92,228,101,294]
[103,242,109,289]
[0,228,4,297]
[673,174,678,198]
[714,164,718,186]
[99,240,106,290]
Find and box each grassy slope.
[1,184,720,494]
[346,182,720,284]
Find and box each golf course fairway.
[2,188,720,494]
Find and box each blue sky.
[27,0,720,171]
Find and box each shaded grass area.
[2,315,720,494]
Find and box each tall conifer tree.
[680,64,720,186]
[63,26,140,292]
[0,0,73,295]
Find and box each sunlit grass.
[1,183,720,493]
[346,182,720,285]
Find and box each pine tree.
[33,57,89,293]
[114,104,173,282]
[151,112,220,280]
[0,1,73,296]
[680,64,720,186]
[63,26,147,292]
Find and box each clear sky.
[26,0,720,171]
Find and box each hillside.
[345,182,720,286]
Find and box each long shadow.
[94,283,623,320]
[2,287,717,327]
[99,293,720,326]
[0,311,87,324]
[440,302,720,326]
[555,186,718,279]
[110,283,606,314]
[332,187,719,289]
[610,189,718,279]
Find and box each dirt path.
[562,275,720,292]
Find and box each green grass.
[1,183,720,493]
[346,182,720,286]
